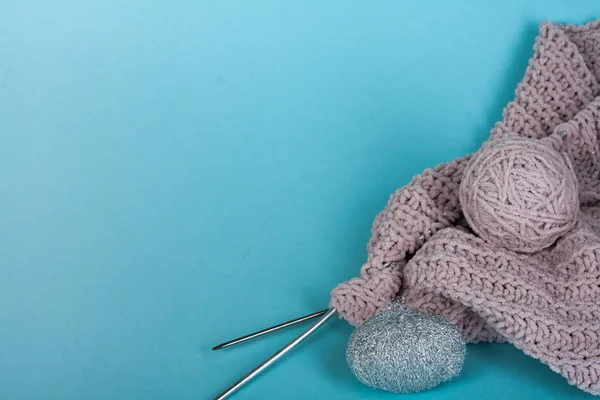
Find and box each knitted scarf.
[330,19,600,395]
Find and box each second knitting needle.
[212,308,329,351]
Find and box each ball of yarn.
[346,306,466,393]
[460,138,579,253]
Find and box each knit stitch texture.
[330,19,600,395]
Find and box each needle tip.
[212,344,224,351]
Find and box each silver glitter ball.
[346,307,466,393]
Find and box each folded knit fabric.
[330,19,600,394]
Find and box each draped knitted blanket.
[330,19,600,395]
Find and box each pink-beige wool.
[331,19,600,395]
[460,138,579,253]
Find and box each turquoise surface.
[2,1,600,399]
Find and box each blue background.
[2,1,600,399]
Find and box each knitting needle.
[213,308,337,400]
[212,308,330,350]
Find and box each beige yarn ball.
[459,138,579,253]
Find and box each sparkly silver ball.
[346,307,466,393]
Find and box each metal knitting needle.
[213,308,337,400]
[212,308,329,350]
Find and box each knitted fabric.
[330,19,600,395]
